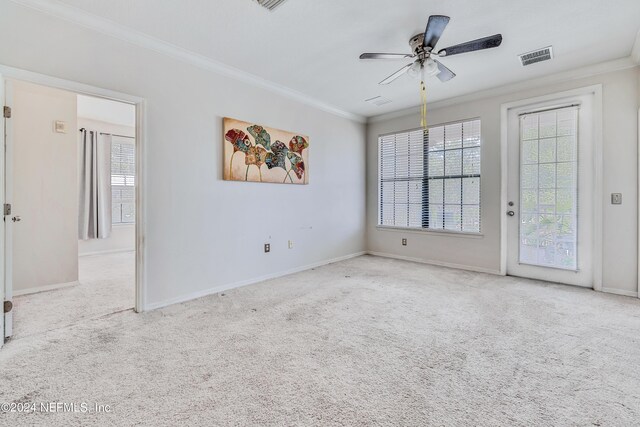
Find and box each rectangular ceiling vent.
[519,46,553,66]
[254,0,287,11]
[365,96,392,107]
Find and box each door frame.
[499,84,603,291]
[0,72,4,345]
[0,64,147,314]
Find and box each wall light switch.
[54,120,67,133]
[402,238,407,246]
[611,193,622,205]
[288,240,293,249]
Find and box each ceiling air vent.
[519,46,553,66]
[365,96,392,107]
[254,0,287,11]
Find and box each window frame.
[376,117,483,236]
[111,137,136,226]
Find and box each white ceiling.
[56,0,640,118]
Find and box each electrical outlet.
[264,243,270,253]
[288,240,293,249]
[402,238,407,246]
[611,193,622,205]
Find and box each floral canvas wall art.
[223,118,309,184]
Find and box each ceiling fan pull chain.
[420,80,428,129]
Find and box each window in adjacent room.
[111,138,135,224]
[378,119,481,233]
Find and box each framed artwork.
[223,117,309,184]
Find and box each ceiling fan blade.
[360,53,414,60]
[438,34,503,57]
[379,63,413,85]
[433,59,456,82]
[423,15,450,50]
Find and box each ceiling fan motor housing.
[410,33,427,55]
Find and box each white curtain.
[78,129,112,240]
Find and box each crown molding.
[8,0,366,123]
[368,55,639,124]
[632,30,640,64]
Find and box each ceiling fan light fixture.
[407,61,422,79]
[424,58,440,77]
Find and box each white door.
[3,78,12,339]
[6,81,78,305]
[0,74,6,344]
[506,95,594,287]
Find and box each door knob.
[507,211,515,217]
[12,216,21,222]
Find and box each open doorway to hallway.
[5,80,136,339]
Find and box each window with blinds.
[378,119,481,232]
[111,139,135,224]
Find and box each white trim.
[134,99,146,313]
[631,30,640,64]
[13,281,79,297]
[499,84,604,289]
[368,252,638,298]
[601,287,638,298]
[499,102,509,276]
[0,72,5,344]
[145,251,366,311]
[3,80,14,338]
[0,64,147,314]
[0,65,141,104]
[7,0,365,124]
[375,226,484,239]
[366,251,502,275]
[112,222,136,228]
[79,249,135,257]
[592,88,604,292]
[368,57,637,124]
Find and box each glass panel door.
[519,107,578,270]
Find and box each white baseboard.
[601,287,638,298]
[141,250,639,311]
[368,252,638,297]
[79,248,135,257]
[13,280,79,296]
[366,251,503,275]
[144,251,367,311]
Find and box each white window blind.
[379,119,481,232]
[111,138,135,224]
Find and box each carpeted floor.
[11,251,135,339]
[1,255,639,426]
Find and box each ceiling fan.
[360,15,503,85]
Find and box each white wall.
[9,80,78,294]
[77,95,135,127]
[77,117,135,256]
[0,1,366,308]
[367,67,640,295]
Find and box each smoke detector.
[519,46,553,66]
[254,0,287,11]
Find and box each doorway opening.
[3,78,140,340]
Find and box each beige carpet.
[11,251,135,339]
[1,255,639,426]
